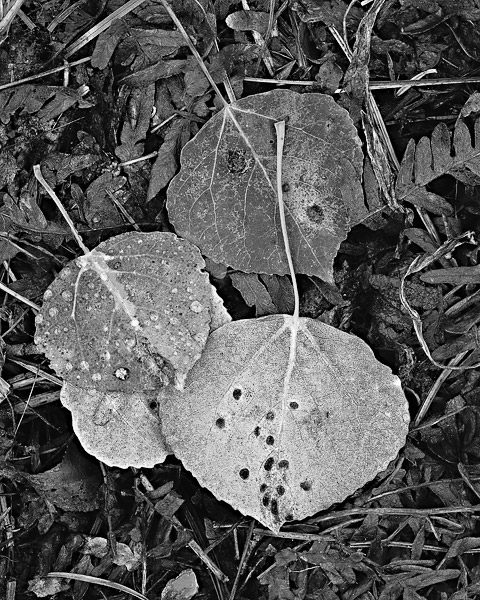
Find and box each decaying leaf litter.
[2,0,480,599]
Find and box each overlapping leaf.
[159,315,410,532]
[167,89,367,283]
[60,384,169,469]
[35,231,228,393]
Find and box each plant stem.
[33,165,90,255]
[274,121,299,321]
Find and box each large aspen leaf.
[167,90,367,283]
[159,315,410,532]
[35,232,226,392]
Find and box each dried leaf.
[147,119,191,201]
[405,569,460,591]
[29,439,102,511]
[121,59,187,86]
[396,115,480,213]
[159,315,410,532]
[35,232,225,392]
[0,150,16,187]
[82,172,126,228]
[161,569,198,600]
[226,10,270,35]
[261,274,295,314]
[0,192,66,237]
[230,272,277,316]
[127,28,186,70]
[167,90,366,283]
[91,18,127,69]
[343,0,386,120]
[0,84,91,124]
[115,85,155,162]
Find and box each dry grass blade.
[0,57,90,92]
[0,0,25,41]
[399,232,480,371]
[64,0,149,58]
[33,165,89,254]
[45,573,148,600]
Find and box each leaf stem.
[33,165,90,255]
[274,121,299,320]
[158,0,229,108]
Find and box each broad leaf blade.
[167,90,366,283]
[35,231,220,392]
[159,315,410,532]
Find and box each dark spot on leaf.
[278,460,289,469]
[271,499,278,515]
[282,183,290,193]
[300,481,312,491]
[269,139,274,144]
[254,426,261,436]
[264,457,274,471]
[216,417,225,428]
[114,367,130,380]
[289,401,299,409]
[239,468,249,480]
[260,483,267,492]
[276,485,285,496]
[266,411,274,420]
[262,494,270,507]
[266,436,274,445]
[233,388,242,400]
[326,411,330,418]
[149,400,158,411]
[226,149,248,174]
[285,513,294,521]
[307,204,324,224]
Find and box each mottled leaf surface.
[159,315,410,532]
[167,90,366,283]
[60,384,168,469]
[35,232,222,392]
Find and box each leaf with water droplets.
[35,231,229,392]
[159,315,410,532]
[167,89,367,283]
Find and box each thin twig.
[228,519,255,600]
[158,0,228,107]
[0,281,39,311]
[33,165,89,255]
[414,352,471,426]
[0,57,90,92]
[46,573,148,600]
[65,0,148,57]
[242,75,480,90]
[0,0,25,36]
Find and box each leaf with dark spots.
[159,314,409,532]
[167,89,367,283]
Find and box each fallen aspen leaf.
[35,231,226,392]
[159,315,410,532]
[167,89,367,283]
